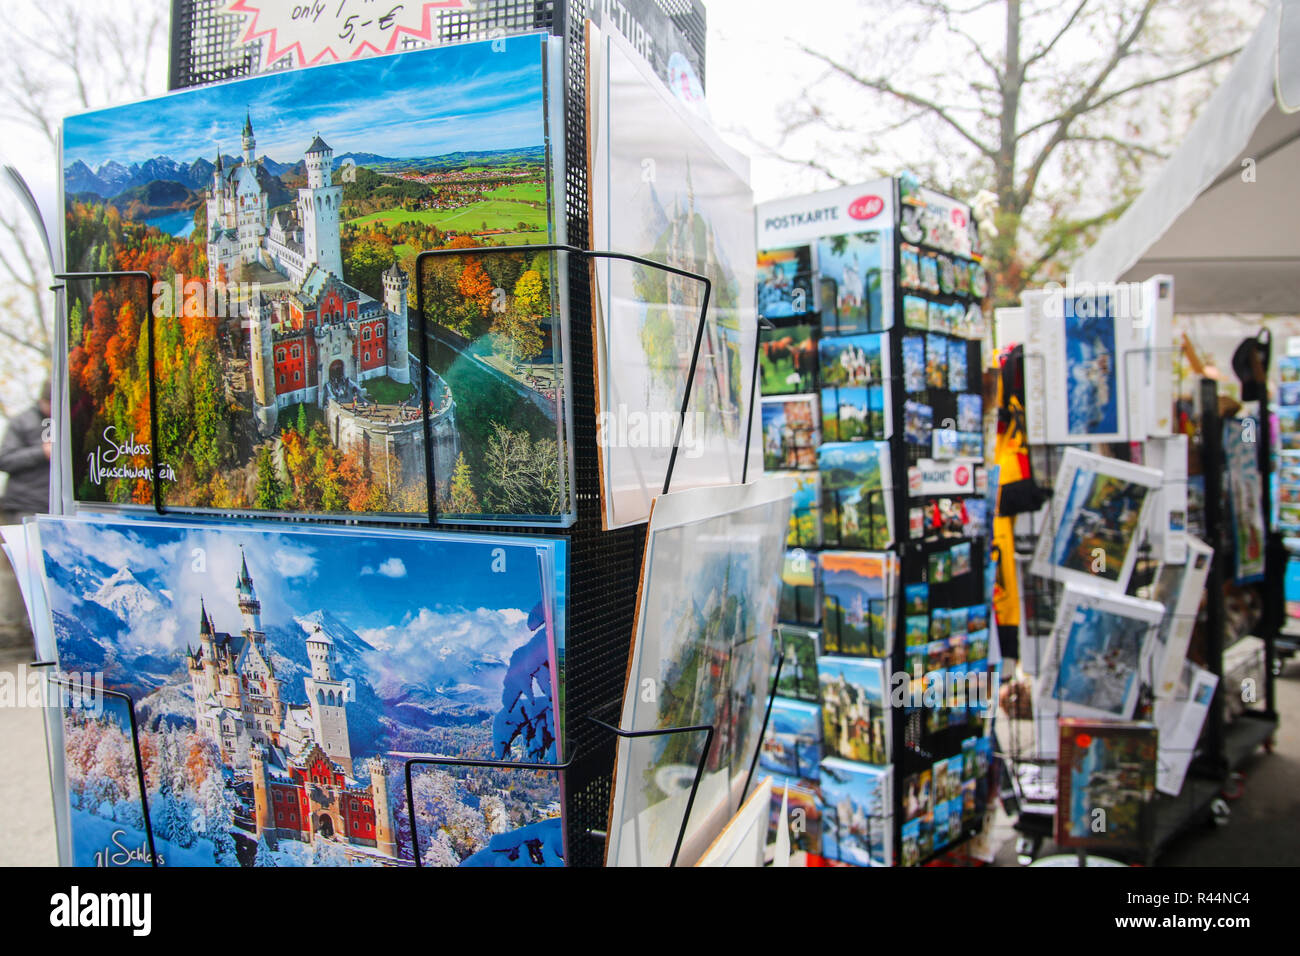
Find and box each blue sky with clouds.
[62,34,549,172]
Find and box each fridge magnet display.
[929,548,952,583]
[901,817,921,867]
[1029,448,1161,592]
[957,394,982,433]
[970,262,988,299]
[927,301,947,334]
[949,606,969,635]
[968,604,989,632]
[821,550,898,658]
[818,758,893,867]
[819,333,888,387]
[925,333,948,389]
[902,335,926,392]
[589,24,760,530]
[932,800,950,850]
[956,432,983,458]
[1223,417,1266,582]
[61,35,572,525]
[930,607,952,641]
[38,514,568,867]
[948,339,969,391]
[776,625,822,702]
[947,301,967,334]
[816,232,892,333]
[608,477,792,867]
[1039,585,1163,720]
[906,615,930,646]
[937,255,955,295]
[903,295,929,331]
[760,699,822,779]
[1056,719,1156,852]
[819,657,892,765]
[909,506,925,539]
[818,441,895,549]
[762,394,820,470]
[904,400,934,446]
[759,322,818,395]
[821,384,889,442]
[757,246,815,318]
[781,548,822,626]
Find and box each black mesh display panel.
[165,0,707,866]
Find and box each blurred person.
[0,378,51,655]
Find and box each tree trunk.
[993,0,1024,298]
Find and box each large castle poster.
[60,34,573,525]
[38,514,567,867]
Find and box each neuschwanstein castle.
[206,114,411,438]
[186,551,397,858]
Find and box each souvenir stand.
[1001,287,1279,865]
[756,179,998,866]
[29,0,768,869]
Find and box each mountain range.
[63,145,547,200]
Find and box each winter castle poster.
[40,515,567,867]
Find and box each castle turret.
[236,546,263,635]
[382,263,410,384]
[304,624,353,775]
[242,111,256,167]
[298,134,344,278]
[368,757,396,857]
[247,291,278,437]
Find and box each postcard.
[901,246,921,289]
[925,334,948,389]
[967,604,989,632]
[757,245,815,318]
[1038,584,1164,720]
[957,394,983,433]
[819,656,892,764]
[1152,663,1218,796]
[817,232,893,333]
[906,615,930,647]
[770,782,822,856]
[784,470,823,548]
[901,818,921,867]
[61,35,572,526]
[781,548,822,626]
[904,295,929,331]
[1148,537,1213,698]
[819,757,894,866]
[904,400,934,446]
[589,24,760,530]
[759,322,818,395]
[948,340,969,392]
[818,441,895,549]
[608,477,793,866]
[821,551,898,658]
[930,607,952,641]
[903,769,933,821]
[951,541,972,577]
[1224,418,1266,582]
[821,385,889,442]
[40,513,568,867]
[1056,720,1156,852]
[761,699,823,779]
[903,335,926,392]
[1029,448,1162,592]
[762,394,820,470]
[776,625,822,702]
[819,333,888,388]
[968,628,990,662]
[948,606,969,636]
[905,581,930,616]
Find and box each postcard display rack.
[756,180,998,866]
[1007,286,1280,865]
[27,0,737,869]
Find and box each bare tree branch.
[1021,0,1091,73]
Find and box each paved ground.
[1,646,1296,867]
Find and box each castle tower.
[236,547,262,635]
[303,625,353,775]
[368,757,397,857]
[247,291,278,437]
[250,743,275,835]
[382,263,410,384]
[241,111,256,167]
[298,134,344,278]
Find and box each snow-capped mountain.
[89,567,161,625]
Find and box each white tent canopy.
[1074,0,1300,313]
